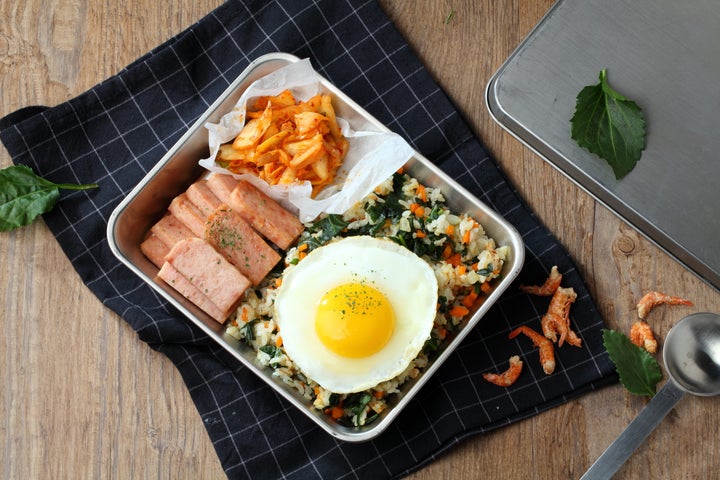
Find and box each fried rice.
[226,171,508,427]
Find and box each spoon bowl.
[581,312,720,479]
[664,312,720,396]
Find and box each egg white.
[274,235,438,393]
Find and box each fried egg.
[274,235,438,393]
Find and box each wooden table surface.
[2,1,718,478]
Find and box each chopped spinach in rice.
[226,171,508,427]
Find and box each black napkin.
[0,1,617,478]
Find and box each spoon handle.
[580,381,685,480]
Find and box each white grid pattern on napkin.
[0,1,617,478]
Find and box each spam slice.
[186,180,222,217]
[168,192,206,237]
[157,262,226,323]
[163,237,250,320]
[204,205,281,286]
[206,172,239,204]
[228,180,304,249]
[140,233,170,268]
[150,213,196,247]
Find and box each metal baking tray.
[486,0,720,291]
[107,52,524,442]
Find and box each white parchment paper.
[199,58,414,223]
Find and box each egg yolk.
[315,283,395,358]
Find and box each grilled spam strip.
[186,179,222,217]
[228,180,303,250]
[168,192,206,237]
[162,237,250,321]
[150,213,195,247]
[140,233,169,268]
[158,262,226,322]
[206,172,238,204]
[204,204,281,286]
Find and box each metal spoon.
[581,312,720,480]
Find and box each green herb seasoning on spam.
[204,205,281,285]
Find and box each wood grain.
[1,1,718,478]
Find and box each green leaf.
[305,213,349,249]
[259,344,281,357]
[602,328,662,397]
[346,392,373,418]
[570,69,646,179]
[240,318,260,344]
[259,344,283,368]
[0,165,98,232]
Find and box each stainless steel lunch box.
[107,52,525,442]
